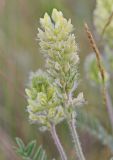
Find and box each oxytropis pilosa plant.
[16,9,86,160]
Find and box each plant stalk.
[85,23,113,131]
[105,88,113,130]
[50,124,67,160]
[68,118,86,160]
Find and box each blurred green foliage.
[0,0,113,160]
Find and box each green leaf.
[33,145,43,160]
[15,138,48,160]
[15,137,25,151]
[25,140,36,156]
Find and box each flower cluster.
[94,0,113,48]
[25,70,64,131]
[38,9,85,118]
[26,9,85,130]
[38,9,79,95]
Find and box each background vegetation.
[0,0,112,159]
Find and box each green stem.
[68,117,86,160]
[50,124,67,160]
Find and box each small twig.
[101,10,113,39]
[84,23,113,130]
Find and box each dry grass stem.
[84,23,113,130]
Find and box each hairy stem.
[68,118,86,160]
[50,124,67,160]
